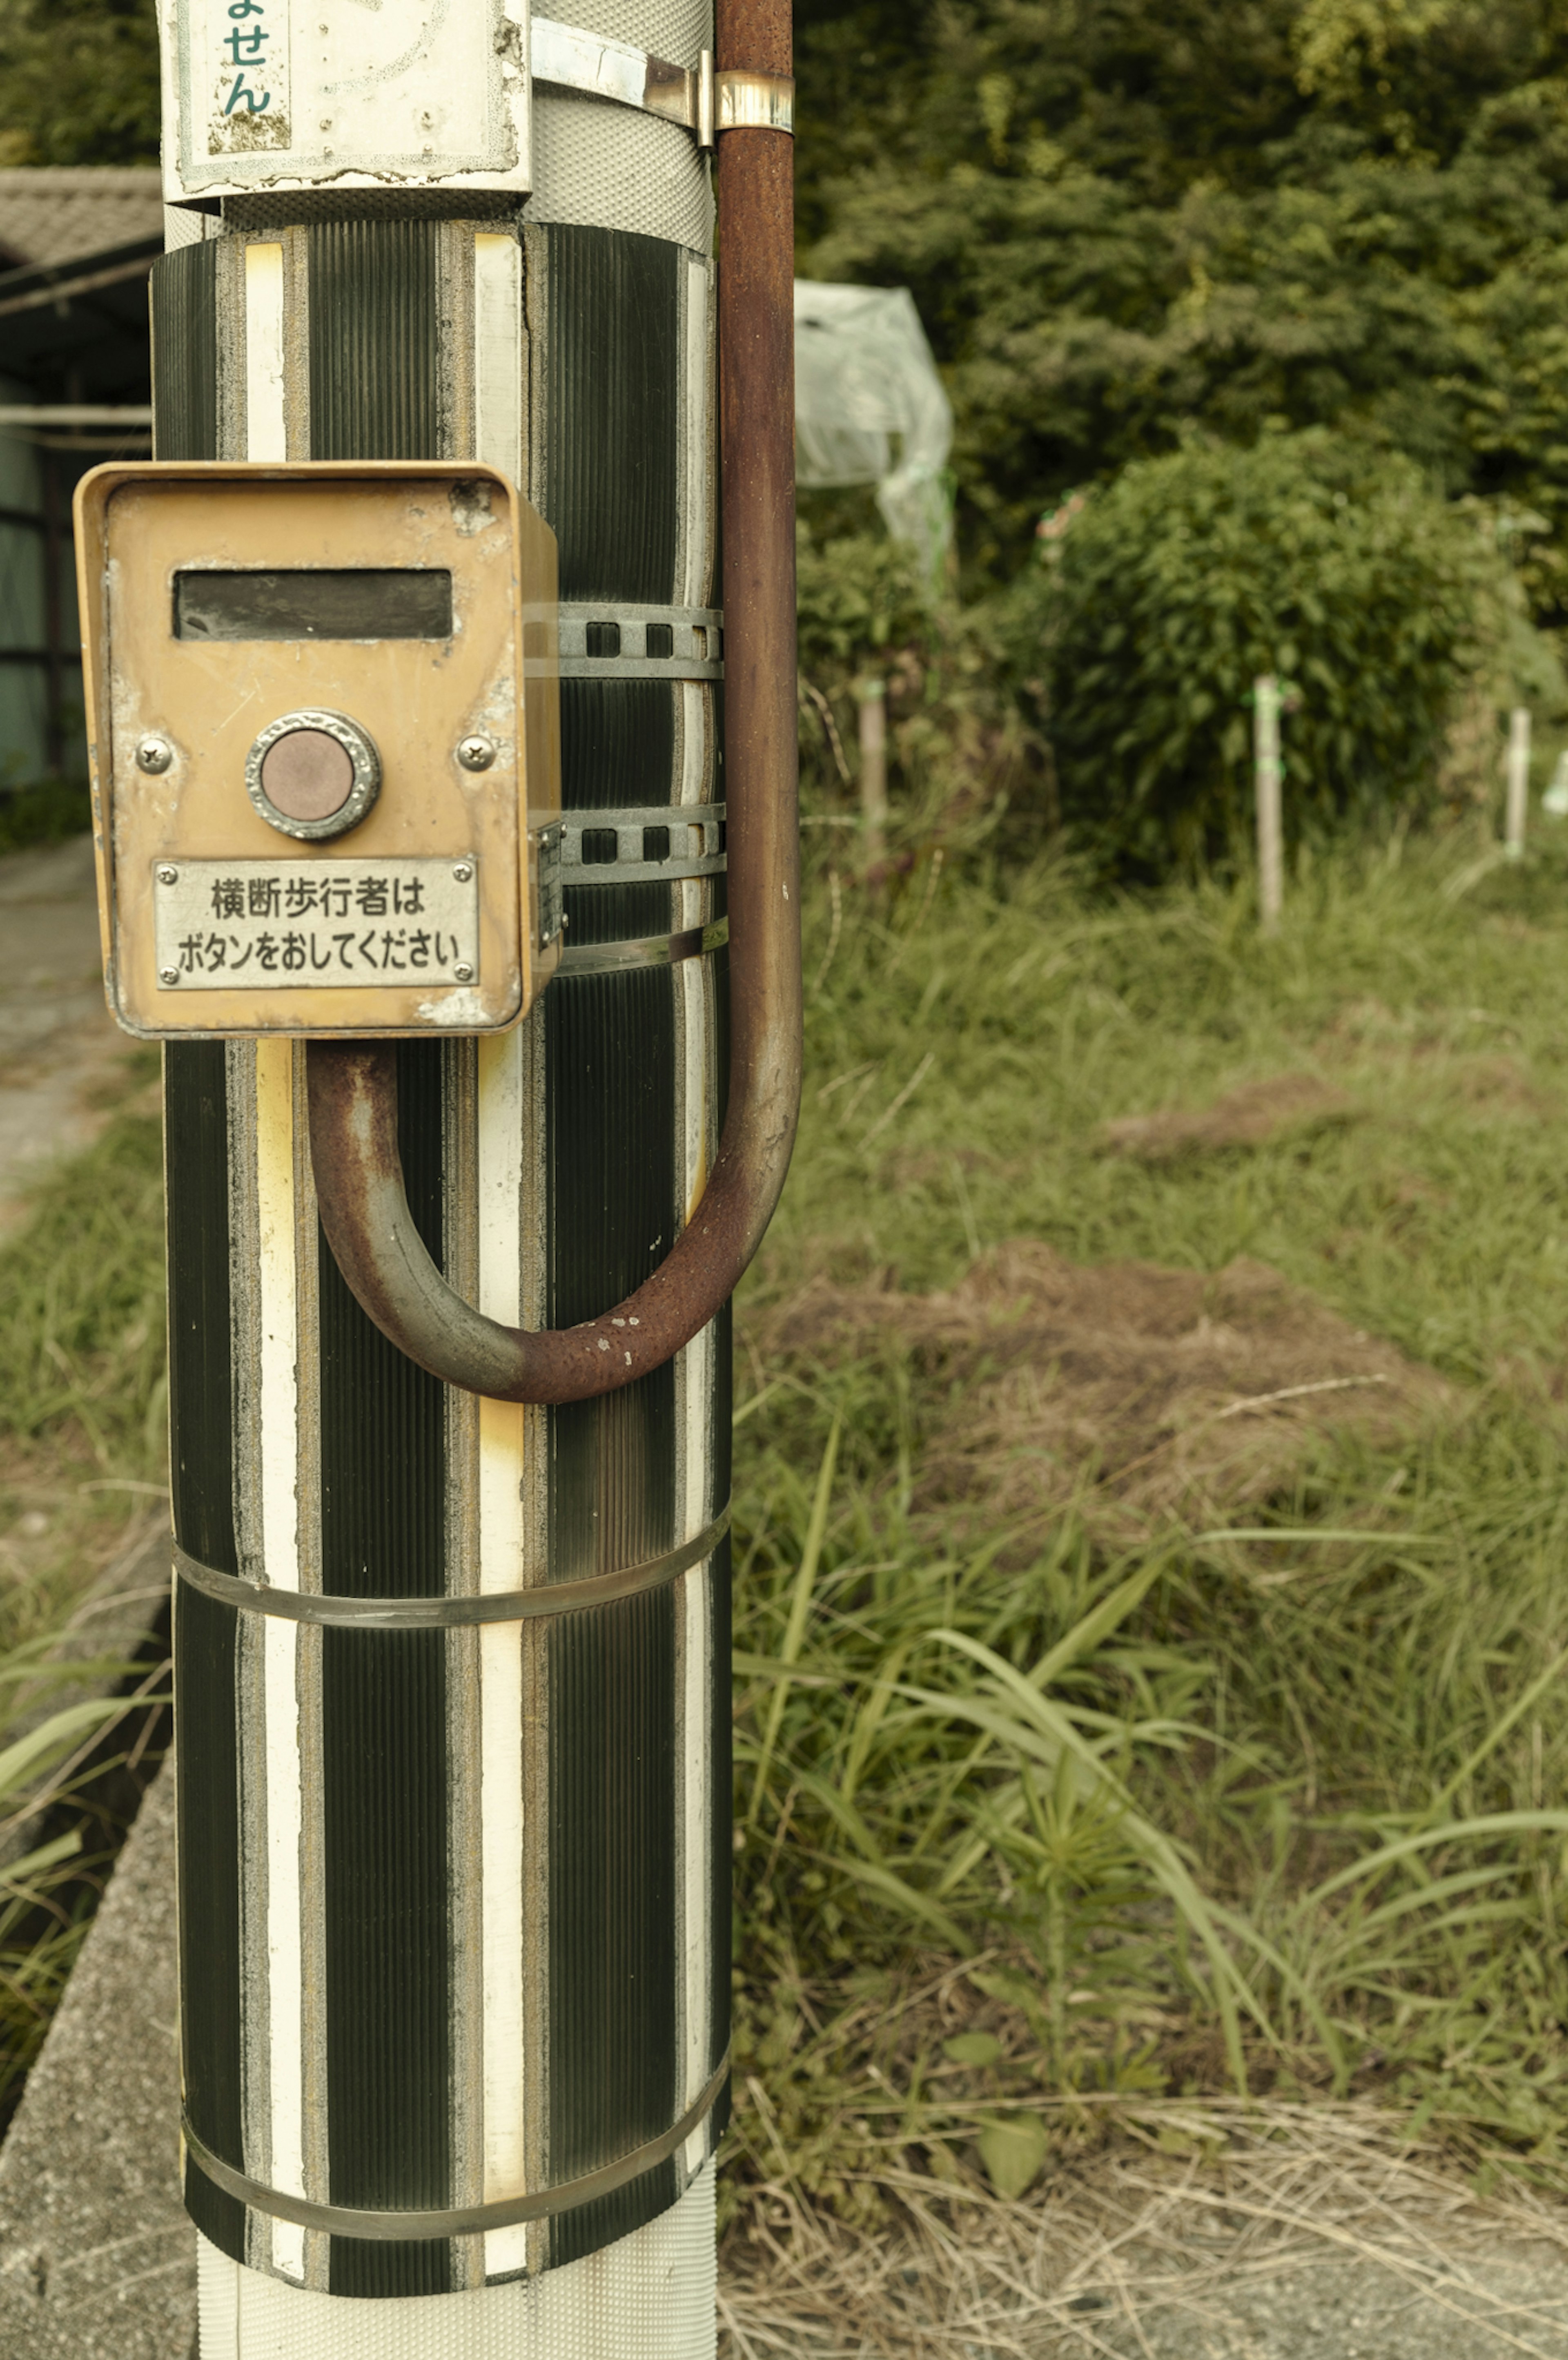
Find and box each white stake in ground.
[855,674,887,891]
[1506,705,1532,858]
[1254,674,1283,934]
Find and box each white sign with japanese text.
[152,858,480,989]
[164,0,532,199]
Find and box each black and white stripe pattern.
[156,33,730,2325]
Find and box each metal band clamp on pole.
[559,913,730,975]
[306,19,800,1409]
[529,16,794,147]
[174,1508,731,1626]
[183,2058,731,2241]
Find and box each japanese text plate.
[153,858,480,991]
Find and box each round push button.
[246,709,381,841]
[260,728,355,823]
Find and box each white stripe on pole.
[472,223,532,2282]
[680,254,713,611]
[246,248,307,2280]
[244,244,288,464]
[255,1042,309,2285]
[674,257,718,2147]
[474,234,523,486]
[1254,674,1283,934]
[476,1026,530,2282]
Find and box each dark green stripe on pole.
[308,221,441,463]
[176,1578,245,2258]
[539,227,681,601]
[547,1586,678,2257]
[308,243,454,2275]
[151,243,218,464]
[163,1043,238,1575]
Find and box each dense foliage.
[1020,426,1528,870]
[797,0,1568,609]
[19,0,1568,856]
[29,0,1568,602]
[0,0,158,166]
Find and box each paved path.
[1065,2256,1568,2357]
[0,1758,191,2360]
[0,834,146,1232]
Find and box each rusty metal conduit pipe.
[305,0,800,1408]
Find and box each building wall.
[0,386,87,787]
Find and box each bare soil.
[758,1242,1454,1537]
[1099,1074,1355,1162]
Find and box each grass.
[728,826,1568,2248]
[9,821,1568,2315]
[0,1077,166,1639]
[0,1088,169,2115]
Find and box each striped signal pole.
[130,0,798,2350]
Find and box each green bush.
[1017,430,1530,877]
[795,524,932,678]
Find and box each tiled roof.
[0,169,162,271]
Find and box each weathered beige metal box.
[74,460,562,1039]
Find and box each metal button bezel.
[245,707,382,843]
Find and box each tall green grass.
[0,1095,168,2108]
[0,1089,165,1563]
[731,834,1568,2211]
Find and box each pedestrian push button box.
[73,460,563,1037]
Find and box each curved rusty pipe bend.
[306,0,800,1410]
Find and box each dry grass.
[720,2096,1568,2358]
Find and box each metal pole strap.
[183,2059,731,2241]
[173,1509,731,1626]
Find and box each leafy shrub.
[795,524,932,677]
[1015,430,1532,877]
[0,0,159,165]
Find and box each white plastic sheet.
[197,2165,719,2358]
[794,281,952,571]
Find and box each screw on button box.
[73,461,563,1039]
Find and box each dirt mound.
[1450,1055,1554,1116]
[759,1243,1455,1536]
[1100,1074,1353,1162]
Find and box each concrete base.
[0,1760,192,2359]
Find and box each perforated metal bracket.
[555,601,723,682]
[530,19,793,147]
[563,803,726,886]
